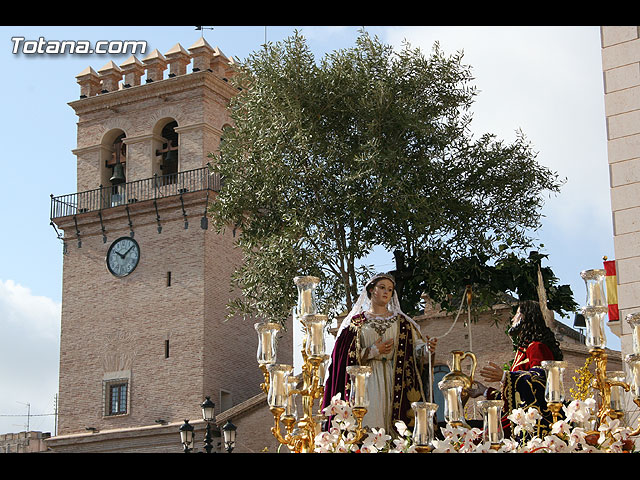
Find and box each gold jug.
[442,350,477,406]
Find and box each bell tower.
[49,38,272,448]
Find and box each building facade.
[47,38,293,453]
[601,26,640,356]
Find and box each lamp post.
[201,396,216,453]
[222,420,237,453]
[179,419,195,453]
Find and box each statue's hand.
[479,362,505,384]
[374,338,394,356]
[467,381,487,398]
[426,336,437,354]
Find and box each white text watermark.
[11,37,148,55]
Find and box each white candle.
[487,406,499,442]
[268,364,292,408]
[608,372,626,411]
[347,366,371,408]
[548,368,561,401]
[633,361,640,398]
[310,320,324,356]
[262,330,273,362]
[354,374,365,407]
[634,325,640,355]
[447,388,460,420]
[301,289,312,315]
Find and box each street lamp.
[179,419,195,453]
[222,420,237,453]
[201,396,216,453]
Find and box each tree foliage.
[208,30,567,325]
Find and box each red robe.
[486,341,555,436]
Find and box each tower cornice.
[68,69,238,117]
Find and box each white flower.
[359,442,378,453]
[551,420,572,437]
[389,438,407,453]
[598,417,621,444]
[507,407,526,425]
[440,423,466,441]
[498,438,520,453]
[369,427,392,450]
[314,432,338,453]
[472,442,496,453]
[542,434,570,453]
[432,439,455,453]
[568,426,588,448]
[524,406,542,424]
[563,398,595,424]
[394,420,410,438]
[524,436,545,452]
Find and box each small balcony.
[50,167,221,220]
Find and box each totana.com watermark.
[11,37,148,55]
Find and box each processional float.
[254,269,640,453]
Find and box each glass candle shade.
[607,371,627,413]
[255,322,281,365]
[302,314,327,360]
[411,402,438,447]
[285,375,300,418]
[582,306,608,350]
[542,360,568,404]
[294,276,320,318]
[267,364,293,409]
[316,354,330,386]
[438,378,465,425]
[478,399,504,445]
[346,366,372,408]
[581,269,607,307]
[626,354,640,399]
[627,313,640,355]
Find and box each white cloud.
[382,26,611,234]
[0,279,60,434]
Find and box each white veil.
[335,273,423,340]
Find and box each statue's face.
[508,308,524,338]
[370,278,394,307]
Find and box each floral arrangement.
[314,394,639,453]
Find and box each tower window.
[165,339,170,358]
[158,121,179,184]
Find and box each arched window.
[157,120,178,185]
[101,130,127,207]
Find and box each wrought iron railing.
[50,167,220,220]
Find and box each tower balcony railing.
[50,166,221,220]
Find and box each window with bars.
[107,381,128,416]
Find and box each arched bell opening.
[101,130,127,207]
[154,120,179,186]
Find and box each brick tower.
[49,38,277,450]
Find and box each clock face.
[106,237,140,277]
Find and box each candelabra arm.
[629,398,640,437]
[343,407,368,446]
[608,380,630,392]
[269,407,290,446]
[548,402,563,424]
[259,364,270,395]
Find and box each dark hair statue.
[365,273,396,299]
[508,300,563,361]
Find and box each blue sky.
[0,26,616,435]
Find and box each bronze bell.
[163,149,178,171]
[110,162,126,185]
